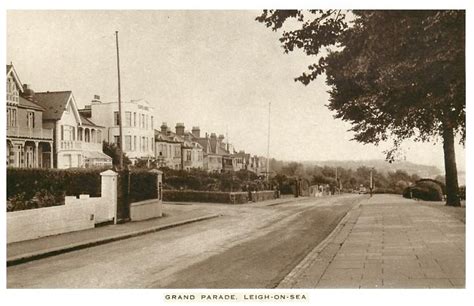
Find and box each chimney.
[175,123,185,136]
[192,126,200,138]
[161,122,168,134]
[22,84,35,100]
[210,133,217,153]
[91,95,101,104]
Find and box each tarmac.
[7,195,303,267]
[278,194,466,288]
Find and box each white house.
[79,97,155,164]
[34,91,112,168]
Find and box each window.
[146,115,149,130]
[134,136,137,151]
[125,112,131,127]
[125,136,132,151]
[133,112,137,127]
[114,111,120,126]
[97,130,102,143]
[27,111,35,128]
[7,107,17,127]
[151,116,154,130]
[7,77,19,104]
[141,114,145,129]
[141,137,146,151]
[186,150,191,161]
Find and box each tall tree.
[257,10,465,206]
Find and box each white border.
[1,1,472,306]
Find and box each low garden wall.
[130,199,163,221]
[7,198,95,244]
[7,170,118,243]
[250,190,277,202]
[163,190,248,204]
[163,190,277,204]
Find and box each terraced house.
[154,123,204,170]
[6,65,54,168]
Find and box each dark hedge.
[7,168,104,212]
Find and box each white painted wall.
[7,170,118,243]
[89,100,155,161]
[7,200,95,243]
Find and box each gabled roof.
[34,91,73,120]
[18,96,45,111]
[6,64,23,93]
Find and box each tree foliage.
[257,10,465,206]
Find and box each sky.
[6,10,466,172]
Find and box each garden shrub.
[7,168,104,212]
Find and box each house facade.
[34,91,111,169]
[154,123,204,170]
[6,65,54,168]
[80,97,155,163]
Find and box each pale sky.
[6,10,466,171]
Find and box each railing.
[60,140,82,150]
[7,126,53,140]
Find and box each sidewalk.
[7,206,220,266]
[279,194,465,288]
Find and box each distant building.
[154,123,203,170]
[6,65,54,168]
[232,150,250,172]
[34,91,111,168]
[79,97,155,164]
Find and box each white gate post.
[100,170,118,224]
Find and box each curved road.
[7,195,364,288]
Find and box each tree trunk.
[442,125,460,206]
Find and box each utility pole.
[115,31,124,170]
[266,101,271,183]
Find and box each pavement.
[7,206,220,266]
[6,195,303,267]
[278,194,466,288]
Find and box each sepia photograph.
[2,1,470,305]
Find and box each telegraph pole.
[266,101,271,182]
[115,31,124,169]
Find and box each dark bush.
[403,180,444,201]
[416,178,446,194]
[7,168,104,212]
[117,169,158,203]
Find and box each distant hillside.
[301,159,442,178]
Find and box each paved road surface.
[7,195,363,288]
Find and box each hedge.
[7,168,104,212]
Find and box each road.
[7,194,364,288]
